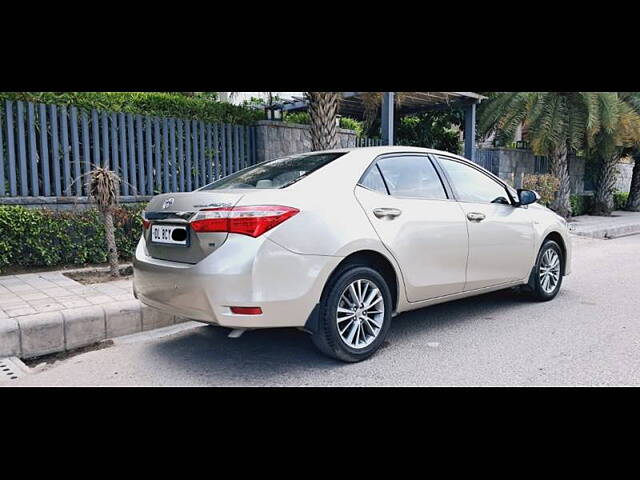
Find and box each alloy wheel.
[336,279,385,349]
[539,248,561,294]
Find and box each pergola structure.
[271,92,486,161]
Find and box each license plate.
[151,224,188,246]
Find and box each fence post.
[185,120,192,191]
[154,118,161,193]
[145,116,153,194]
[226,124,233,175]
[220,124,227,177]
[206,123,213,184]
[5,101,17,196]
[136,115,145,196]
[118,112,129,196]
[70,107,82,196]
[16,102,28,196]
[170,118,177,192]
[177,119,184,191]
[101,112,110,169]
[111,113,120,194]
[199,121,206,187]
[162,118,170,193]
[50,105,61,196]
[213,124,219,179]
[60,106,71,195]
[92,110,100,168]
[0,109,4,196]
[81,111,91,195]
[38,104,50,196]
[191,120,199,189]
[127,114,137,196]
[239,125,246,170]
[27,103,39,197]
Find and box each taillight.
[190,205,299,238]
[142,213,151,230]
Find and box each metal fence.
[472,148,500,175]
[355,137,383,147]
[0,100,257,198]
[534,155,549,174]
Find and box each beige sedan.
[133,147,571,362]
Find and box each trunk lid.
[143,191,245,264]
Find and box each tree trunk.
[103,209,120,278]
[306,92,340,151]
[550,142,572,219]
[626,154,640,211]
[593,153,621,216]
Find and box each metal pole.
[381,92,394,146]
[464,103,476,161]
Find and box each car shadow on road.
[146,287,545,384]
[390,288,533,336]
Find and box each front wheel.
[312,265,392,362]
[524,240,564,301]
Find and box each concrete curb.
[569,222,640,239]
[0,300,187,359]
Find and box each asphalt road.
[8,234,640,386]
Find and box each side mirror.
[517,189,540,206]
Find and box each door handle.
[467,212,486,222]
[373,208,402,219]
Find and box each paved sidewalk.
[0,271,132,318]
[0,269,181,359]
[569,210,640,239]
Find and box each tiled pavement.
[0,272,134,319]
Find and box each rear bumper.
[133,235,342,329]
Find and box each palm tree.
[305,92,341,150]
[591,93,640,215]
[479,92,604,219]
[88,167,121,278]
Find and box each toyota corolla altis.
[133,147,571,362]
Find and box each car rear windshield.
[200,152,346,190]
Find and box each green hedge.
[0,92,264,125]
[614,192,629,210]
[570,192,629,216]
[570,194,594,216]
[0,204,145,272]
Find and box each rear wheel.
[523,240,563,301]
[312,265,392,362]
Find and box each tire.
[523,240,564,301]
[312,264,393,362]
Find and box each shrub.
[614,191,629,210]
[282,111,364,135]
[570,194,594,216]
[338,117,364,137]
[522,174,560,207]
[283,111,311,125]
[0,92,263,125]
[0,204,145,273]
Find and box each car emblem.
[162,198,175,209]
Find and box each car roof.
[312,145,468,161]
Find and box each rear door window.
[376,155,448,200]
[359,165,389,194]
